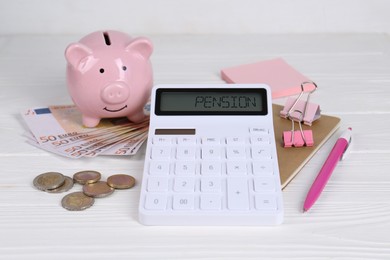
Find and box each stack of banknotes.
[21,105,149,158]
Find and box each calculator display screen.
[155,88,268,115]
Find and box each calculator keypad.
[143,128,282,220]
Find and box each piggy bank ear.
[65,43,94,72]
[126,37,153,59]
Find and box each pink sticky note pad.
[221,58,314,99]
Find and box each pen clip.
[341,135,352,161]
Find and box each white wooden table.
[1,34,389,259]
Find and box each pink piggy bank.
[65,30,153,127]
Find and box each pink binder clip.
[280,81,320,126]
[283,110,314,148]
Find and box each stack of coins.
[33,170,136,211]
[33,172,74,193]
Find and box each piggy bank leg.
[82,115,101,128]
[127,111,147,123]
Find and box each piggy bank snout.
[101,82,130,104]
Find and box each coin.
[61,191,94,211]
[107,174,136,189]
[33,172,65,191]
[46,176,74,193]
[73,170,101,185]
[83,181,114,198]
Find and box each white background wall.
[0,0,389,34]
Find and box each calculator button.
[255,195,277,210]
[252,161,274,175]
[250,135,270,145]
[173,194,194,210]
[227,177,249,210]
[202,137,220,144]
[144,194,167,210]
[149,161,170,175]
[200,194,222,210]
[250,127,269,134]
[201,162,222,175]
[201,177,222,193]
[173,177,195,192]
[152,137,172,145]
[226,147,246,159]
[177,137,197,145]
[175,161,196,175]
[226,137,245,145]
[251,147,272,159]
[253,177,276,192]
[201,146,222,159]
[151,146,171,159]
[176,146,196,159]
[227,161,247,175]
[147,177,169,192]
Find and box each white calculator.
[138,84,284,225]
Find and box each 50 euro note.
[61,124,148,158]
[21,105,149,158]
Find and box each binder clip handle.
[288,81,318,118]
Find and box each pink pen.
[303,128,353,212]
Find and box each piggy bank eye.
[122,66,127,71]
[99,68,105,73]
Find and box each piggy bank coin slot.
[103,31,111,46]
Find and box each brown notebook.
[272,104,341,189]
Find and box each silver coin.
[73,170,101,185]
[46,176,74,193]
[61,191,94,211]
[33,172,65,191]
[83,181,114,198]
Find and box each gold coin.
[73,170,101,185]
[61,191,94,211]
[107,174,136,189]
[46,176,74,193]
[83,181,114,198]
[33,172,65,191]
